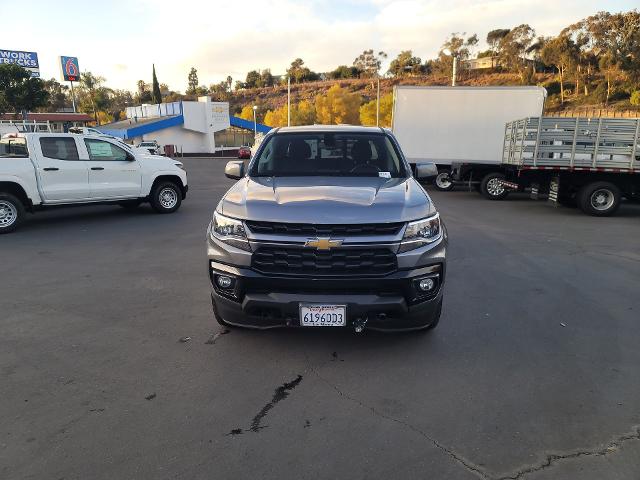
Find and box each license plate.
[300,304,346,327]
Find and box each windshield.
[0,137,28,158]
[250,132,407,177]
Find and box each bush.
[630,91,640,106]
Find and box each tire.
[150,181,182,214]
[480,172,509,200]
[0,193,25,234]
[577,182,621,216]
[434,170,454,191]
[119,200,142,210]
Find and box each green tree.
[286,58,318,83]
[541,35,578,104]
[315,84,361,125]
[486,28,510,66]
[78,71,108,124]
[245,70,261,88]
[359,93,393,127]
[136,80,152,104]
[151,64,162,104]
[388,51,424,77]
[0,63,49,118]
[353,49,387,77]
[187,67,198,95]
[40,78,70,112]
[260,69,274,87]
[499,24,536,82]
[330,65,360,79]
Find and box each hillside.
[230,70,640,123]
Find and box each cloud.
[5,0,636,91]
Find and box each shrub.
[630,91,640,106]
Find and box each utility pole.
[70,81,77,112]
[252,105,257,137]
[376,75,380,127]
[452,56,458,87]
[287,77,291,127]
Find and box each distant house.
[462,55,537,71]
[463,56,498,70]
[0,112,93,132]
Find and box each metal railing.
[503,116,640,171]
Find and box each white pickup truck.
[0,133,188,233]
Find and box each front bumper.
[209,261,444,331]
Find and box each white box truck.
[392,85,546,191]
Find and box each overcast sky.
[4,0,635,92]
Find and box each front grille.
[245,221,403,236]
[252,246,397,276]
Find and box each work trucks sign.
[0,49,40,77]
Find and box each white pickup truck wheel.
[0,193,25,234]
[150,181,182,214]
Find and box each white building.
[99,96,271,155]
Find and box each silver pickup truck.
[207,125,447,333]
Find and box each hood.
[137,153,181,168]
[220,176,434,223]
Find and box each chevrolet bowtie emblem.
[304,237,344,250]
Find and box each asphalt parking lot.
[2,157,640,480]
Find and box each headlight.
[209,211,251,251]
[399,213,442,253]
[174,162,185,170]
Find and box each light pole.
[252,105,257,138]
[376,75,380,127]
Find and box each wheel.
[480,172,509,200]
[150,181,182,214]
[434,170,454,191]
[119,200,142,210]
[0,193,25,234]
[577,182,621,216]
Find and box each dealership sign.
[60,56,80,82]
[211,102,230,132]
[0,49,40,77]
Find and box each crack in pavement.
[307,364,491,480]
[227,374,303,435]
[308,358,640,480]
[497,425,640,480]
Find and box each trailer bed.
[503,117,640,172]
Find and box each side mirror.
[225,161,244,180]
[414,162,438,180]
[126,152,136,162]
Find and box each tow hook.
[353,317,368,333]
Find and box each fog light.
[216,275,233,289]
[418,278,435,292]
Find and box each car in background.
[137,141,160,155]
[237,145,251,159]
